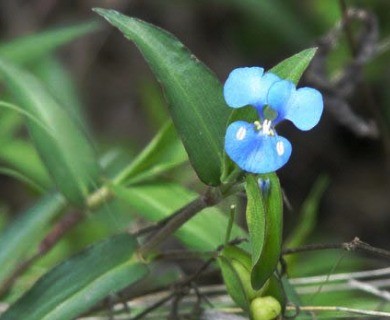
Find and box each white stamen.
[254,120,262,131]
[276,141,285,156]
[236,126,246,140]
[262,119,272,135]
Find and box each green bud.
[250,296,282,320]
[218,246,268,312]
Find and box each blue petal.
[267,80,324,131]
[223,67,280,109]
[225,121,292,174]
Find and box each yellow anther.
[254,120,262,131]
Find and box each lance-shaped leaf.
[218,256,250,312]
[0,59,101,205]
[218,246,259,312]
[0,107,22,140]
[113,121,187,186]
[0,233,148,320]
[269,47,317,85]
[0,193,66,288]
[0,139,52,191]
[33,56,88,132]
[245,174,283,290]
[0,22,99,65]
[94,8,230,186]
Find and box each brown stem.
[138,188,222,257]
[0,211,84,298]
[339,0,358,57]
[283,237,390,260]
[38,211,84,254]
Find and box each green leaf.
[114,121,187,186]
[0,139,52,190]
[32,56,88,133]
[0,193,66,288]
[0,22,99,65]
[0,59,101,205]
[113,183,248,251]
[0,233,148,320]
[94,8,230,186]
[245,173,283,290]
[218,255,250,311]
[286,175,330,248]
[218,245,260,311]
[0,108,22,140]
[245,175,266,268]
[0,167,45,192]
[269,47,317,85]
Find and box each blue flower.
[224,67,323,174]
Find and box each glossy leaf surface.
[0,234,148,320]
[94,8,230,186]
[269,48,317,85]
[245,174,283,290]
[218,255,250,311]
[218,245,257,311]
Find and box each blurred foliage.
[0,0,389,319]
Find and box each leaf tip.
[92,7,119,19]
[91,7,105,15]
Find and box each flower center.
[254,119,275,136]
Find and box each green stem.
[224,204,236,245]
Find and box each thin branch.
[339,0,358,57]
[338,4,390,164]
[130,293,174,320]
[138,188,222,256]
[0,210,84,298]
[287,305,390,318]
[153,250,214,261]
[282,237,390,260]
[131,197,210,238]
[307,7,382,140]
[38,211,84,254]
[128,252,217,320]
[0,184,115,298]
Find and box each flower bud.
[250,296,282,320]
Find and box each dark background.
[0,0,389,257]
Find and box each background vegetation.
[0,0,389,319]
